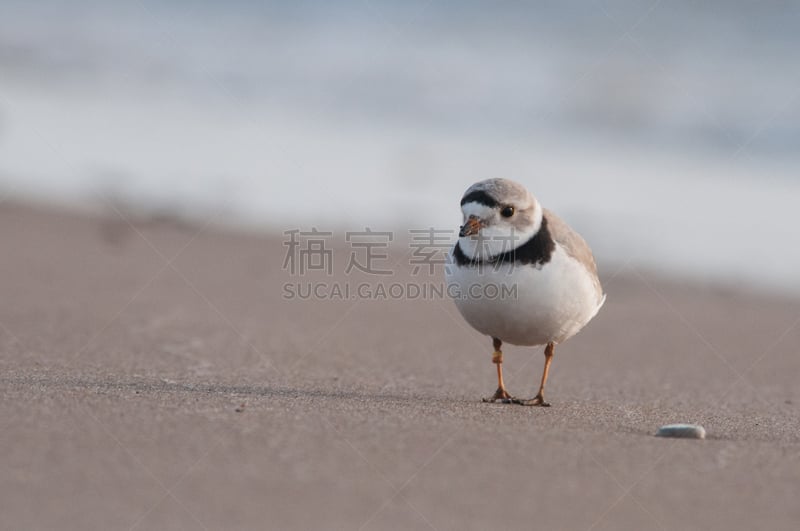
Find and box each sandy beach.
[1,201,799,530]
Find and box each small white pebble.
[656,424,706,439]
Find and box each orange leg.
[482,337,514,403]
[514,342,554,407]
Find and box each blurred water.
[1,1,799,292]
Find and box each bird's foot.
[482,387,515,404]
[512,394,550,407]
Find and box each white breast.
[445,244,604,346]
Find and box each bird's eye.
[501,206,515,218]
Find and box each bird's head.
[457,178,542,260]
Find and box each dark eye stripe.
[460,190,498,208]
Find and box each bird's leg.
[482,337,514,403]
[513,342,554,407]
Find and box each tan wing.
[543,208,603,299]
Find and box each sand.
[1,201,799,530]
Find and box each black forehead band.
[460,190,498,208]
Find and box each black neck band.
[453,216,554,267]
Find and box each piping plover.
[445,178,605,406]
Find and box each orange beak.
[459,216,483,237]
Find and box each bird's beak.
[459,216,483,237]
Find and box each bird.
[445,178,605,406]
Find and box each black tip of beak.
[459,218,482,237]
